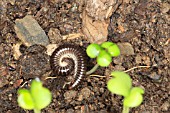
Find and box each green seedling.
[86,41,120,75]
[97,50,112,67]
[107,71,144,113]
[86,43,102,58]
[17,78,52,113]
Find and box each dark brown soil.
[0,0,169,113]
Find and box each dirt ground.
[0,0,169,113]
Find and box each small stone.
[114,65,125,71]
[147,72,161,80]
[98,102,105,108]
[71,3,78,12]
[113,56,124,64]
[104,68,112,81]
[66,109,75,113]
[15,15,49,47]
[77,87,91,101]
[135,54,142,64]
[8,94,12,100]
[46,44,58,56]
[12,42,22,60]
[142,56,151,66]
[48,28,62,44]
[77,94,83,101]
[99,88,104,93]
[64,90,77,102]
[117,42,135,55]
[161,3,170,13]
[64,24,74,32]
[161,101,170,111]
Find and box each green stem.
[34,108,41,113]
[122,106,129,113]
[86,64,99,75]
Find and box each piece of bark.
[85,0,122,20]
[82,11,109,44]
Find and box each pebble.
[12,42,22,60]
[142,56,151,66]
[8,94,12,100]
[161,3,170,13]
[46,44,58,56]
[64,90,78,102]
[147,72,161,80]
[161,101,170,111]
[135,54,142,64]
[114,65,125,71]
[14,15,49,47]
[66,109,74,113]
[48,28,62,44]
[77,87,91,101]
[117,42,135,55]
[113,56,124,64]
[99,88,104,93]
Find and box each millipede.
[50,44,87,89]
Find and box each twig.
[123,65,151,73]
[89,74,106,78]
[45,76,57,80]
[89,65,151,78]
[63,33,84,40]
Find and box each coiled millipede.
[50,44,87,89]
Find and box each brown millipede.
[50,44,87,89]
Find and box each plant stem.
[34,109,41,113]
[86,64,99,75]
[122,106,129,113]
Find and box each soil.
[0,0,169,113]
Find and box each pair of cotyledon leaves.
[86,42,120,67]
[107,71,144,107]
[17,79,52,111]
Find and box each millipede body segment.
[50,44,87,89]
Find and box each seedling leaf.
[123,87,144,107]
[86,43,101,58]
[107,71,132,97]
[97,50,112,67]
[107,44,120,57]
[101,42,114,49]
[17,89,34,110]
[30,80,52,110]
